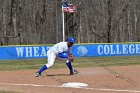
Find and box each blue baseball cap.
[67,37,75,43]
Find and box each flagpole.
[62,0,65,42]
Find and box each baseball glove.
[68,54,74,62]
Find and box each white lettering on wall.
[136,44,140,53]
[16,47,24,57]
[116,45,121,54]
[97,44,140,55]
[25,47,33,57]
[98,45,103,55]
[110,45,115,54]
[104,45,110,54]
[33,47,39,57]
[122,45,128,54]
[16,46,49,58]
[40,47,47,56]
[129,44,135,54]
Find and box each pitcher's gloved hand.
[68,54,74,62]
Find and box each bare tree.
[0,0,139,45]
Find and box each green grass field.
[0,56,140,71]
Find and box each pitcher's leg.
[58,53,78,75]
[35,52,56,77]
[66,60,73,72]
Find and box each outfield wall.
[0,43,140,60]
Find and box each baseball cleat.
[70,71,74,75]
[73,69,80,74]
[70,69,80,75]
[35,72,41,77]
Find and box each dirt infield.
[0,65,140,93]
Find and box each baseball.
[116,74,119,78]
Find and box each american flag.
[62,2,77,13]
